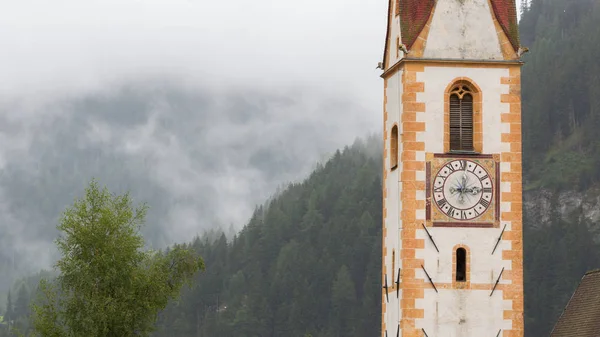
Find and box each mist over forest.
[0,0,385,291]
[0,79,378,290]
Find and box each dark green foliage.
[152,139,382,337]
[524,199,600,336]
[521,0,600,190]
[0,271,53,337]
[5,291,13,326]
[520,0,600,334]
[30,180,205,337]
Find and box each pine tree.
[4,290,13,325]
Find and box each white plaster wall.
[417,289,513,336]
[384,70,403,335]
[386,291,400,335]
[423,0,503,60]
[385,71,401,272]
[416,66,510,154]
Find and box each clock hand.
[463,186,482,195]
[470,186,482,195]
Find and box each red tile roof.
[490,0,520,51]
[398,0,436,50]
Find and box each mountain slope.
[520,0,600,335]
[152,137,383,337]
[521,0,600,190]
[0,80,376,291]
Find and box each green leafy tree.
[30,180,205,337]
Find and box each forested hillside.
[152,137,382,337]
[0,82,370,293]
[521,0,600,189]
[520,0,600,335]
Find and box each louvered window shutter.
[449,92,474,151]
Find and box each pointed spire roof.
[398,0,436,50]
[388,0,520,57]
[489,0,520,51]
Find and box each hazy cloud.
[0,0,386,105]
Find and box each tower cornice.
[380,58,524,79]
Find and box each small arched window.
[390,125,398,170]
[449,84,474,152]
[456,248,467,282]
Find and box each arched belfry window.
[390,125,398,170]
[449,84,474,152]
[456,248,467,282]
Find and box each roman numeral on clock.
[480,199,490,208]
[437,198,447,207]
[483,187,492,193]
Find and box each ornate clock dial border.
[425,153,500,228]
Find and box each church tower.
[380,1,525,336]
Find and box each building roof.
[489,0,520,51]
[550,269,600,337]
[398,0,436,50]
[391,0,520,53]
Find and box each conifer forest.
[1,0,600,336]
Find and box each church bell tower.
[380,1,525,336]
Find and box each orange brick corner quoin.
[399,61,426,334]
[501,65,525,337]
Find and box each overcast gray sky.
[0,0,522,109]
[0,0,387,111]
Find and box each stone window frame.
[452,244,471,289]
[390,124,399,170]
[444,78,483,154]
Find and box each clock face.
[432,159,494,221]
